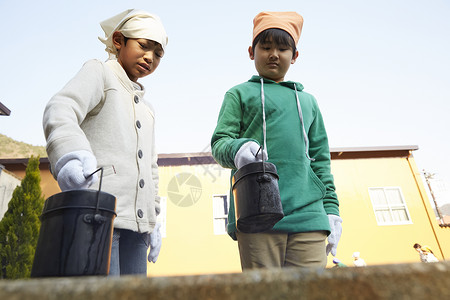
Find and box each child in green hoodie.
[211,11,342,270]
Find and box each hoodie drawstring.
[260,78,268,156]
[260,78,315,161]
[294,84,315,161]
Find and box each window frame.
[368,186,413,226]
[212,194,229,235]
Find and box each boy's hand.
[148,223,162,263]
[326,214,343,256]
[55,150,98,191]
[234,141,268,169]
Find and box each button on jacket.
[43,59,160,234]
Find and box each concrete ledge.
[1,262,450,299]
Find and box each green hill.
[0,134,47,159]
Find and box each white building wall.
[0,166,21,219]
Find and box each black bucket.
[31,169,116,277]
[232,161,283,233]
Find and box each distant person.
[211,11,342,270]
[42,9,168,276]
[332,258,347,268]
[413,243,439,263]
[352,252,367,267]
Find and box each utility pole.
[423,169,444,224]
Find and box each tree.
[0,156,45,279]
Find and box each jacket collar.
[105,59,146,97]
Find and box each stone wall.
[1,262,450,299]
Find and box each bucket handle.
[255,146,272,183]
[84,167,108,224]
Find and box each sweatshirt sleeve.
[308,99,340,216]
[43,60,105,175]
[211,91,258,169]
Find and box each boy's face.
[249,38,298,83]
[113,32,164,82]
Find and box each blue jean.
[108,228,150,276]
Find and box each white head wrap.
[98,9,168,58]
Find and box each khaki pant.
[236,231,327,270]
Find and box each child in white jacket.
[42,9,167,276]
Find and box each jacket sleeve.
[211,92,258,169]
[308,99,340,216]
[43,60,105,176]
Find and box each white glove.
[326,214,343,256]
[55,150,98,191]
[148,223,162,263]
[234,141,268,169]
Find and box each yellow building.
[1,145,449,276]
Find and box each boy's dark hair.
[413,243,421,249]
[252,28,297,58]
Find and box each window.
[157,197,167,238]
[212,195,229,235]
[368,187,412,225]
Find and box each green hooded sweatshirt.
[211,75,339,240]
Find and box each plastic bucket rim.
[43,189,116,211]
[40,206,117,218]
[232,161,279,188]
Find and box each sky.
[1,0,450,192]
